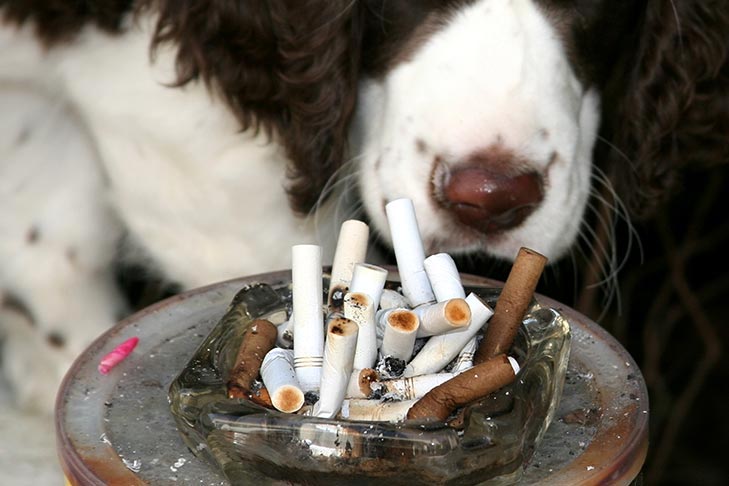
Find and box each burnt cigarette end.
[330,286,347,308]
[358,368,379,396]
[348,292,368,308]
[444,298,471,325]
[272,385,305,413]
[328,317,358,336]
[389,309,419,332]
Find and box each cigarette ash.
[376,356,406,379]
[304,391,320,405]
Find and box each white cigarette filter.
[327,220,369,311]
[348,263,388,309]
[379,373,456,400]
[424,253,466,302]
[379,288,410,310]
[385,198,435,307]
[344,292,378,370]
[414,298,471,337]
[451,336,478,373]
[314,318,359,418]
[404,293,494,377]
[292,244,324,392]
[260,348,305,413]
[339,399,417,423]
[379,308,420,361]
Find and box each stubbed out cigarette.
[348,263,388,309]
[385,198,435,307]
[379,288,410,311]
[413,298,471,337]
[344,292,378,370]
[406,354,520,422]
[340,398,417,423]
[475,247,547,363]
[260,348,305,413]
[451,336,478,374]
[227,319,278,398]
[380,308,420,361]
[292,244,325,392]
[314,317,359,418]
[327,220,369,313]
[404,293,493,377]
[424,253,466,302]
[378,373,456,401]
[345,368,379,398]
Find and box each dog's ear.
[600,2,729,217]
[151,1,362,213]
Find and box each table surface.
[56,270,648,485]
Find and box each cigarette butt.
[475,247,547,363]
[385,198,435,307]
[314,317,359,418]
[349,263,388,309]
[413,298,471,337]
[226,319,278,397]
[328,220,370,313]
[379,288,410,311]
[261,348,305,413]
[403,293,492,377]
[344,292,378,370]
[406,354,519,422]
[424,253,466,301]
[340,398,418,422]
[451,336,478,374]
[228,385,274,409]
[380,308,419,361]
[292,244,325,392]
[378,372,456,400]
[345,368,379,398]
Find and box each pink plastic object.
[98,336,139,375]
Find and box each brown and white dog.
[0,1,727,412]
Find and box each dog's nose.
[440,165,543,234]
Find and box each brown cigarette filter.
[228,385,274,408]
[475,247,547,363]
[226,319,278,397]
[406,354,516,422]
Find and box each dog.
[1,0,727,414]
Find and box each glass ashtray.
[169,274,571,485]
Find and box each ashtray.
[168,273,571,485]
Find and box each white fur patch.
[353,0,600,261]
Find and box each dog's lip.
[421,216,508,255]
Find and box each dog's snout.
[439,165,543,234]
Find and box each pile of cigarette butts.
[227,198,547,425]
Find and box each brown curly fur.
[2,0,727,219]
[599,1,729,217]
